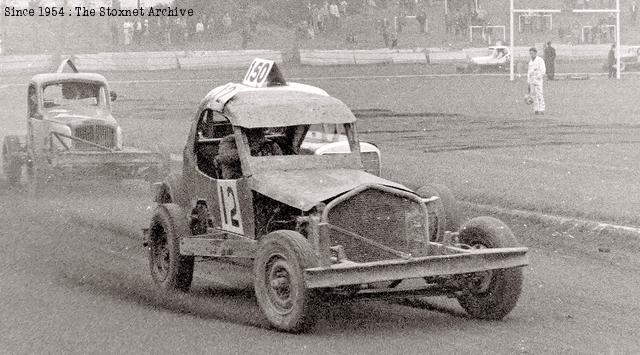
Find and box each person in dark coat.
[543,41,556,80]
[607,43,617,78]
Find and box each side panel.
[193,173,255,239]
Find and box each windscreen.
[42,82,107,109]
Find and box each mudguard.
[154,173,189,208]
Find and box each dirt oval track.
[1,67,640,354]
[1,182,639,354]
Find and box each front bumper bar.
[304,246,528,289]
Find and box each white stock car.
[458,45,511,73]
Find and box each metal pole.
[510,0,515,81]
[616,0,621,79]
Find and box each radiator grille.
[327,188,427,262]
[73,125,116,150]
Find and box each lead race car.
[2,60,166,193]
[146,58,528,332]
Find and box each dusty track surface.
[1,67,640,353]
[1,183,639,353]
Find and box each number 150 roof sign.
[242,58,286,88]
[204,58,288,111]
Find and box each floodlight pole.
[616,0,621,79]
[509,0,514,81]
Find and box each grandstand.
[0,0,638,54]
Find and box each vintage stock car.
[146,59,529,332]
[457,45,511,73]
[2,60,166,193]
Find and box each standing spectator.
[397,12,406,33]
[390,30,398,48]
[544,41,556,80]
[143,20,150,40]
[110,18,120,46]
[164,17,173,45]
[632,1,638,24]
[608,43,617,78]
[296,21,309,40]
[454,9,462,37]
[319,2,330,31]
[240,20,251,49]
[311,4,319,31]
[476,5,487,26]
[527,47,546,115]
[133,19,142,45]
[206,16,215,38]
[416,9,427,33]
[223,13,232,33]
[123,21,133,46]
[381,19,390,47]
[180,18,189,43]
[195,19,204,42]
[329,2,341,28]
[340,0,348,17]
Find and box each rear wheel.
[456,217,523,320]
[2,136,23,186]
[148,203,194,292]
[254,230,319,333]
[25,152,44,197]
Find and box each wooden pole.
[616,0,621,79]
[510,0,515,81]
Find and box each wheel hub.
[266,258,293,313]
[152,236,170,281]
[466,244,493,294]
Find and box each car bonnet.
[247,168,411,211]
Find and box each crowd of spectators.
[110,13,241,48]
[2,0,639,55]
[444,4,493,39]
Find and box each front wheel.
[148,203,194,292]
[254,230,319,333]
[456,216,524,320]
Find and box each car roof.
[30,73,108,85]
[223,90,356,128]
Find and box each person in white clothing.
[527,47,546,115]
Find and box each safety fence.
[0,45,637,73]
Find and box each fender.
[153,173,188,208]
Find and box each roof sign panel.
[242,58,286,88]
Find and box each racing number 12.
[220,186,240,228]
[217,180,243,234]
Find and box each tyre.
[148,203,194,292]
[254,230,319,333]
[416,185,446,242]
[456,216,524,320]
[25,152,43,197]
[2,136,23,186]
[417,184,461,235]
